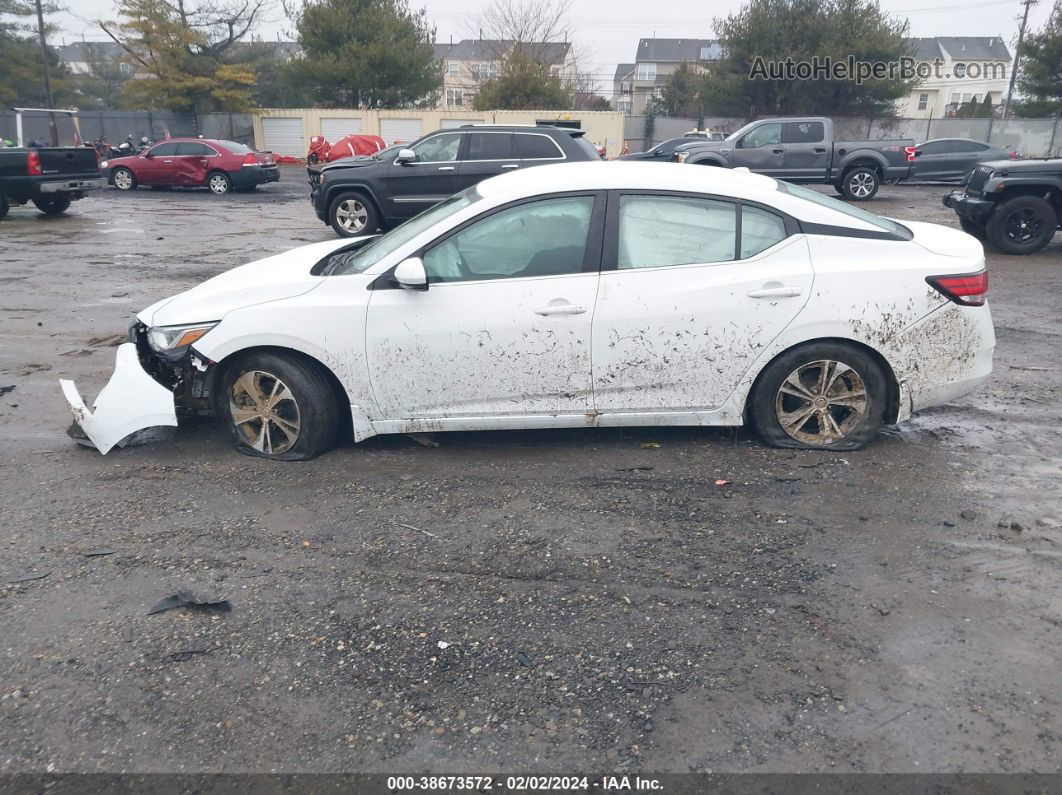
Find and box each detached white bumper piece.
[59,343,178,455]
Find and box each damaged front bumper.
[60,342,178,454]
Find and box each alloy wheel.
[774,360,868,445]
[209,174,230,194]
[229,370,302,455]
[114,170,133,190]
[336,199,368,233]
[1003,207,1043,244]
[848,172,874,199]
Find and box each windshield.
[725,122,758,142]
[327,189,481,275]
[372,144,402,160]
[777,181,911,238]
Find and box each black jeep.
[310,124,603,237]
[944,159,1062,254]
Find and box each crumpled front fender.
[59,343,178,454]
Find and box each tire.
[0,193,8,220]
[833,184,845,195]
[841,167,879,201]
[749,342,888,451]
[207,171,232,195]
[112,167,137,191]
[215,351,339,461]
[959,218,986,239]
[33,194,72,215]
[329,191,379,237]
[985,195,1056,255]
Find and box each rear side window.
[516,133,564,159]
[741,206,787,257]
[177,142,215,156]
[618,196,737,268]
[784,121,824,144]
[149,142,180,156]
[219,140,253,153]
[953,140,989,152]
[467,132,517,160]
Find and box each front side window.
[618,196,737,268]
[423,196,594,283]
[467,132,517,160]
[411,133,462,162]
[742,123,782,149]
[149,142,180,156]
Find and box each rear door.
[731,122,785,176]
[453,131,520,190]
[137,141,180,185]
[781,121,828,180]
[379,131,465,221]
[591,192,813,413]
[174,141,217,186]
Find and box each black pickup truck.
[0,146,104,219]
[671,117,915,201]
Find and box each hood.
[322,158,377,173]
[675,140,726,154]
[974,157,1053,174]
[902,220,985,259]
[102,154,142,167]
[138,237,361,327]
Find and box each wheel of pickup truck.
[986,195,1056,255]
[0,194,8,220]
[112,167,137,191]
[329,191,379,237]
[33,195,71,215]
[841,167,879,201]
[216,351,339,461]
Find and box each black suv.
[944,158,1062,254]
[310,124,603,237]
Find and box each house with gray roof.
[434,38,576,109]
[613,38,723,115]
[899,36,1012,118]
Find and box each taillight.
[926,270,988,306]
[243,153,257,166]
[904,145,916,162]
[27,150,42,175]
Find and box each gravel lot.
[1,168,1060,775]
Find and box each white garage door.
[261,117,304,157]
[440,119,482,129]
[320,117,363,141]
[380,118,423,145]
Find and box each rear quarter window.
[516,134,565,159]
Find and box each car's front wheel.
[985,195,1056,255]
[841,167,880,201]
[216,352,339,461]
[749,343,888,451]
[329,192,379,237]
[208,171,232,195]
[112,167,137,190]
[33,195,72,215]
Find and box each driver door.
[380,132,465,222]
[364,193,604,420]
[732,122,785,176]
[137,141,180,185]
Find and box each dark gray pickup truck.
[0,145,104,219]
[671,117,915,201]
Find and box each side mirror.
[396,148,415,164]
[393,257,427,290]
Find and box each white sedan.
[61,162,994,459]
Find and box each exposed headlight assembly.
[147,322,219,353]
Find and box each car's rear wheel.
[749,343,888,451]
[216,351,339,461]
[329,191,379,237]
[33,195,71,215]
[841,167,879,201]
[112,167,137,191]
[986,195,1056,255]
[208,171,232,195]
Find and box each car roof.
[475,161,884,231]
[455,124,580,134]
[154,137,228,146]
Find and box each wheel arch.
[324,182,384,220]
[839,156,885,179]
[744,336,902,425]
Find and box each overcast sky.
[53,0,1049,92]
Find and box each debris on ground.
[0,385,15,397]
[960,509,978,521]
[714,479,731,486]
[517,650,536,668]
[615,466,653,472]
[82,549,116,558]
[147,591,232,616]
[393,519,440,539]
[998,517,1025,532]
[639,441,661,449]
[7,570,51,584]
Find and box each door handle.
[437,166,455,171]
[501,164,519,169]
[813,147,827,153]
[535,303,586,316]
[771,148,784,154]
[163,159,173,163]
[748,286,802,298]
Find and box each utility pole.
[1004,0,1038,119]
[33,0,58,145]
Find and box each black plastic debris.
[169,649,214,662]
[7,570,51,584]
[148,590,231,616]
[83,549,116,558]
[0,385,15,397]
[517,650,536,668]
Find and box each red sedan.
[102,138,279,195]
